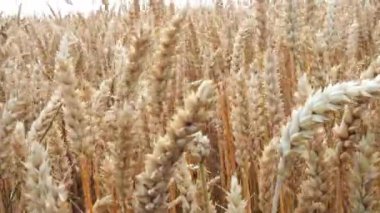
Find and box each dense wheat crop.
[0,0,380,212]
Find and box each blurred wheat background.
[0,0,380,212]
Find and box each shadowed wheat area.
[1,0,380,212]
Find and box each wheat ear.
[0,96,27,178]
[27,90,61,144]
[272,75,380,213]
[24,142,68,213]
[55,33,93,212]
[134,80,215,212]
[226,175,246,213]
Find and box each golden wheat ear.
[226,174,246,213]
[24,141,68,212]
[134,80,215,213]
[272,75,380,213]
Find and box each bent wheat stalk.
[271,75,380,213]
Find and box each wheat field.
[0,0,380,212]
